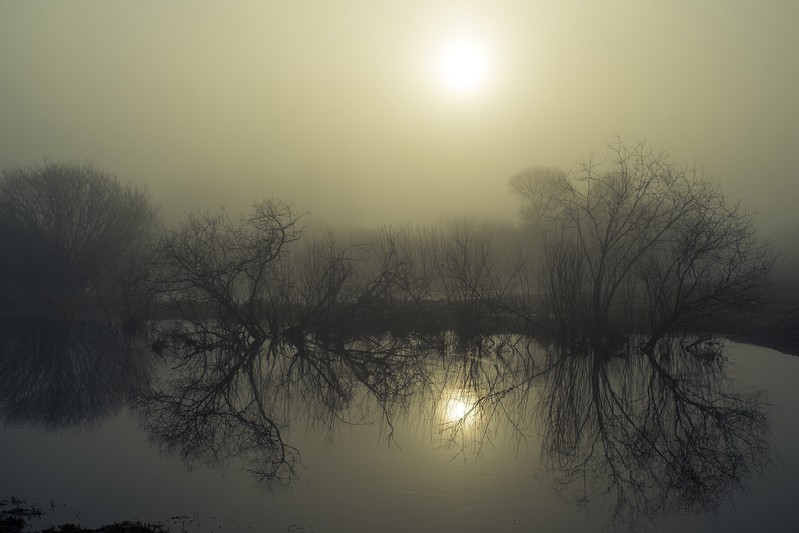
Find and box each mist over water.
[2,2,799,531]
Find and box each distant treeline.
[0,138,779,354]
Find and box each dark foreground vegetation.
[0,139,793,529]
[0,497,165,533]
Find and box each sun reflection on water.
[441,391,478,425]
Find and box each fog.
[1,1,798,230]
[3,4,799,530]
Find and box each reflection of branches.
[0,318,151,428]
[140,321,429,486]
[424,333,545,459]
[537,337,771,526]
[148,197,773,521]
[147,202,439,485]
[420,333,771,528]
[139,323,299,485]
[296,331,428,444]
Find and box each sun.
[446,398,470,420]
[443,396,477,424]
[436,38,490,97]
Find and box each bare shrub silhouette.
[511,138,775,352]
[0,161,158,324]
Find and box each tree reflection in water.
[0,317,152,428]
[339,330,770,527]
[137,319,430,486]
[424,332,540,459]
[536,337,771,525]
[1,315,773,527]
[444,334,772,526]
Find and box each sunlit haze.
[2,3,799,531]
[442,394,478,425]
[436,38,491,97]
[1,1,797,230]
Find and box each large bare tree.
[511,138,775,351]
[0,162,158,321]
[154,198,302,339]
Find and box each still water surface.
[1,325,797,532]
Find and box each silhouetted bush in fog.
[425,219,537,344]
[511,138,775,352]
[0,162,159,321]
[154,199,438,337]
[154,198,303,337]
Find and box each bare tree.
[291,226,419,335]
[154,198,303,339]
[538,231,589,342]
[433,220,503,343]
[424,219,538,347]
[636,186,775,348]
[510,166,569,231]
[0,162,158,322]
[511,138,775,350]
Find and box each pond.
[1,319,797,532]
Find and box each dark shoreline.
[1,498,170,533]
[2,292,798,357]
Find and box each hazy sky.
[1,1,797,228]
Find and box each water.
[1,322,797,532]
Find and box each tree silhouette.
[511,138,775,351]
[0,162,158,321]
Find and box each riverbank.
[0,498,167,533]
[720,288,799,356]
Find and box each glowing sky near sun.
[0,1,797,229]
